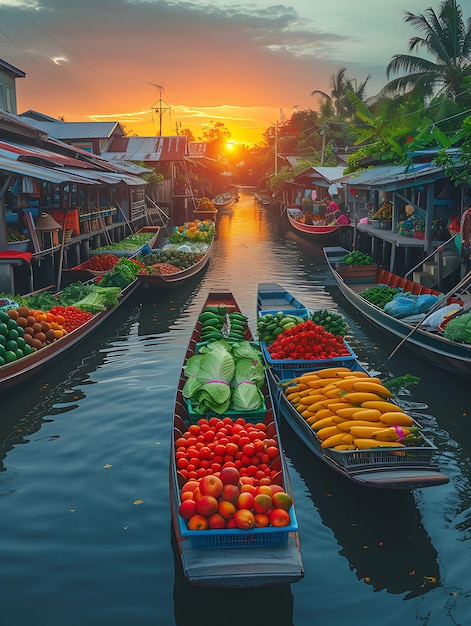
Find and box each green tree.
[311,68,371,120]
[383,0,471,102]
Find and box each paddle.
[383,269,471,364]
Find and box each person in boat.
[325,196,340,223]
[336,209,351,226]
[460,206,471,275]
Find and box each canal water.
[0,189,470,626]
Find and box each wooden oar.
[384,269,471,364]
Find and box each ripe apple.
[237,491,254,511]
[208,512,227,529]
[269,484,285,495]
[178,498,197,521]
[218,500,236,520]
[195,494,219,517]
[253,493,272,515]
[234,509,256,530]
[240,483,257,496]
[188,514,209,530]
[219,466,240,486]
[199,474,223,498]
[269,508,291,527]
[256,485,273,496]
[181,480,200,495]
[272,491,292,512]
[221,483,239,505]
[254,513,270,527]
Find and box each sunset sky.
[1,0,448,145]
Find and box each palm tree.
[383,0,471,101]
[311,68,371,120]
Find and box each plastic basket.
[185,398,266,423]
[326,445,435,469]
[179,507,297,549]
[260,340,357,373]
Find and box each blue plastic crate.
[260,340,357,374]
[179,507,298,549]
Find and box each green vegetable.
[359,285,400,308]
[72,286,122,313]
[443,313,471,343]
[58,281,95,306]
[383,374,420,395]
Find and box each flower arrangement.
[415,218,425,232]
[371,202,393,220]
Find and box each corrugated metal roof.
[61,168,146,186]
[17,118,124,140]
[294,166,346,182]
[0,140,96,169]
[335,163,446,188]
[0,155,98,184]
[104,135,188,162]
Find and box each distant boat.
[286,206,348,240]
[213,192,237,210]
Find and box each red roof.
[104,136,188,162]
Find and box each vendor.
[460,206,471,275]
[325,196,340,223]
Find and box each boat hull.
[286,207,349,240]
[257,282,449,490]
[137,242,212,290]
[323,246,471,377]
[0,280,139,391]
[170,291,304,587]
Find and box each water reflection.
[171,527,295,626]
[279,419,441,599]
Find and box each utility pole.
[149,83,171,136]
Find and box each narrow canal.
[0,189,469,626]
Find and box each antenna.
[149,82,171,136]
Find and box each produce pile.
[92,231,155,252]
[283,367,426,450]
[443,312,471,344]
[337,250,373,266]
[257,309,348,345]
[266,320,351,361]
[75,254,120,272]
[197,305,249,343]
[139,249,205,275]
[176,417,293,531]
[359,285,401,308]
[183,340,265,415]
[0,258,142,367]
[169,219,215,244]
[256,312,308,344]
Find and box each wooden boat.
[257,282,449,490]
[286,206,349,239]
[324,245,471,378]
[64,226,161,279]
[213,191,237,210]
[170,290,304,587]
[137,238,213,290]
[0,279,139,392]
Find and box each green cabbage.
[182,341,235,413]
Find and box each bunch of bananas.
[282,367,424,450]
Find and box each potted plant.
[7,229,30,252]
[370,202,393,229]
[414,218,425,239]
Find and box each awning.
[0,140,96,169]
[61,168,146,186]
[0,155,98,184]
